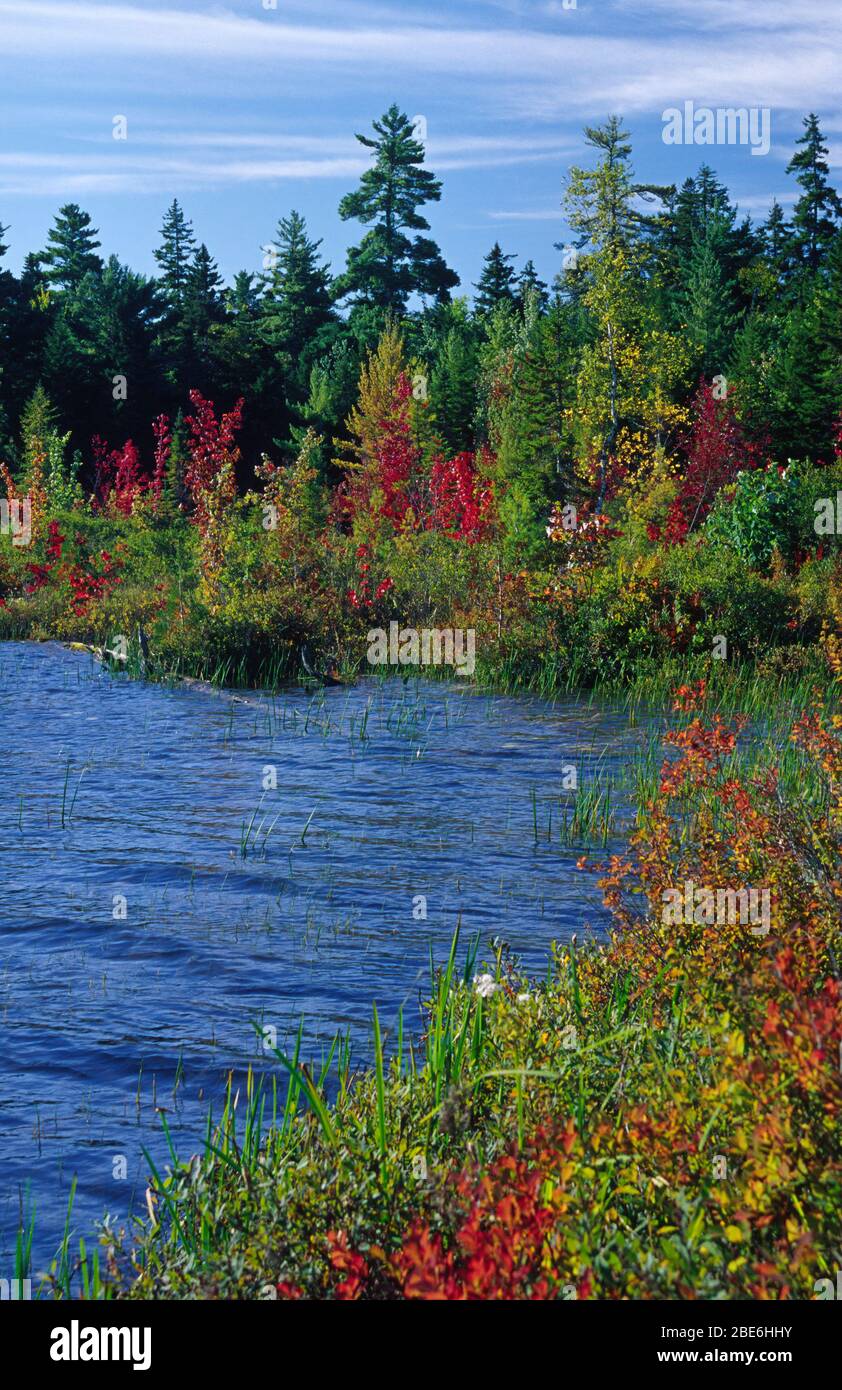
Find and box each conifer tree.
[564,116,671,252]
[154,200,197,308]
[786,114,842,273]
[261,211,334,368]
[517,260,549,313]
[336,105,458,314]
[429,309,479,454]
[474,243,518,315]
[679,227,738,377]
[761,200,793,288]
[41,204,103,291]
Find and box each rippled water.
[0,641,654,1268]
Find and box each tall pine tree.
[336,105,458,317]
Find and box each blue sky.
[1,0,840,295]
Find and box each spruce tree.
[260,211,334,367]
[336,105,458,313]
[679,226,738,377]
[41,204,102,291]
[180,244,225,391]
[429,316,479,453]
[657,166,759,320]
[474,243,517,315]
[185,244,223,317]
[786,114,842,273]
[761,200,793,287]
[154,200,197,308]
[517,260,549,313]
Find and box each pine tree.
[474,243,517,315]
[154,200,197,308]
[336,105,458,314]
[786,114,842,274]
[41,204,103,291]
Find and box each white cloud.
[0,0,838,202]
[0,0,837,122]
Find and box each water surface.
[0,641,652,1268]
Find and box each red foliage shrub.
[650,382,765,545]
[183,391,244,538]
[429,449,495,543]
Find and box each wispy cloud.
[0,0,837,280]
[0,0,838,118]
[488,208,562,220]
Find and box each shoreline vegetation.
[2,106,841,1298]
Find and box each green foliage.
[40,203,103,291]
[473,242,518,316]
[336,105,458,312]
[707,459,842,568]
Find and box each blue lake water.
[0,641,653,1272]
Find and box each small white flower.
[473,973,500,999]
[517,992,531,1004]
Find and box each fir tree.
[657,166,759,320]
[430,315,479,453]
[180,244,225,391]
[679,226,738,377]
[761,200,793,288]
